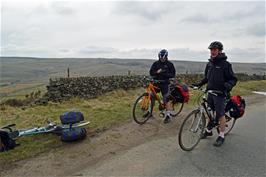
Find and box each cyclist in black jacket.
[193,41,237,147]
[149,49,176,123]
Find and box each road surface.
[78,97,266,177]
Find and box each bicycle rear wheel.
[171,101,184,117]
[178,109,206,151]
[132,93,153,125]
[224,114,236,135]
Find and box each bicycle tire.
[132,93,153,125]
[171,102,184,117]
[178,109,206,151]
[215,114,236,136]
[224,115,236,135]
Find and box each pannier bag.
[61,127,87,142]
[170,84,190,103]
[0,130,17,152]
[60,111,84,124]
[225,95,246,119]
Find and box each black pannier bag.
[0,130,17,152]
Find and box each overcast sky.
[1,0,265,62]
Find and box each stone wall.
[45,73,265,102]
[46,75,145,102]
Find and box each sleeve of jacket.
[198,63,209,86]
[224,63,237,91]
[149,62,158,77]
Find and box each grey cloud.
[181,14,215,24]
[78,47,208,61]
[79,46,117,54]
[170,48,207,60]
[1,44,55,58]
[181,2,265,25]
[30,4,49,16]
[228,48,265,63]
[59,49,71,53]
[246,23,265,37]
[221,2,265,23]
[51,2,76,15]
[232,2,265,18]
[112,2,172,22]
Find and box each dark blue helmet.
[158,49,168,60]
[208,41,223,51]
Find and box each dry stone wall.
[45,74,265,102]
[46,75,145,102]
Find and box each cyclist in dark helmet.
[149,49,176,123]
[192,41,237,147]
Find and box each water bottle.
[157,92,164,110]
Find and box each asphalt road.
[78,97,266,177]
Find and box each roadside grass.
[0,80,265,164]
[0,88,144,164]
[230,80,266,96]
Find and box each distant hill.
[0,57,265,84]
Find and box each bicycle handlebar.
[188,85,224,96]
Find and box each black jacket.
[198,53,237,93]
[149,60,176,81]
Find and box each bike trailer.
[61,127,87,142]
[60,111,84,124]
[225,95,246,119]
[170,84,190,103]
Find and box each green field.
[0,83,46,101]
[0,80,265,164]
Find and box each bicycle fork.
[190,108,204,133]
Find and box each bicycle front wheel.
[178,109,206,151]
[132,93,153,125]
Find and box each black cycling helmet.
[158,49,168,60]
[208,41,223,51]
